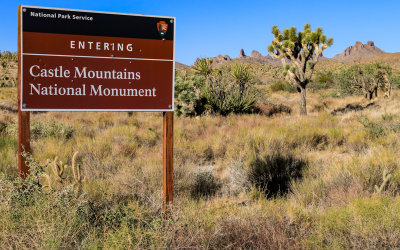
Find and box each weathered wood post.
[163,111,174,214]
[18,6,31,179]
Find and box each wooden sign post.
[18,6,31,179]
[18,5,175,211]
[163,111,174,212]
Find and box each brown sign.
[20,6,175,111]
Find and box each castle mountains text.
[28,65,154,97]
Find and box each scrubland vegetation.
[2,50,400,248]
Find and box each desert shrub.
[0,121,6,133]
[390,74,400,89]
[224,161,250,195]
[176,62,259,116]
[270,80,296,92]
[174,74,207,117]
[201,64,259,115]
[335,63,393,97]
[176,59,260,116]
[358,116,385,139]
[5,120,74,140]
[255,103,292,116]
[31,121,74,139]
[357,115,400,139]
[335,66,361,96]
[309,71,334,91]
[246,152,306,198]
[0,152,163,248]
[0,77,17,88]
[307,197,400,249]
[0,135,17,175]
[202,215,303,249]
[0,51,18,62]
[202,80,258,116]
[190,170,220,198]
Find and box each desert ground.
[1,49,400,248]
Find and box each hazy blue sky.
[1,0,399,65]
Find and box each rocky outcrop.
[214,54,232,64]
[250,50,263,59]
[333,41,384,62]
[238,48,247,58]
[211,49,282,66]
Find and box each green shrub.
[357,115,400,140]
[176,60,260,116]
[270,81,296,92]
[309,71,334,91]
[389,74,400,89]
[201,64,259,116]
[202,79,258,115]
[335,66,361,96]
[190,170,220,198]
[174,74,206,117]
[357,116,385,139]
[5,121,74,140]
[335,63,393,96]
[0,51,18,62]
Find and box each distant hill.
[175,62,190,70]
[333,41,384,62]
[359,52,400,71]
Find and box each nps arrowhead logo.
[157,21,168,39]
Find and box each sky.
[1,0,399,65]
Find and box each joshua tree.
[268,24,333,115]
[351,63,392,100]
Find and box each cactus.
[50,156,66,182]
[71,151,83,195]
[43,151,83,196]
[268,24,333,115]
[42,157,66,191]
[374,169,392,194]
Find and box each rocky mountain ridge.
[178,41,388,68]
[333,41,384,62]
[214,48,281,65]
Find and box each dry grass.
[1,82,400,248]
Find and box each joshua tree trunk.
[298,86,307,116]
[383,75,391,98]
[368,91,373,100]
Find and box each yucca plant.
[193,57,214,79]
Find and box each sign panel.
[20,6,175,111]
